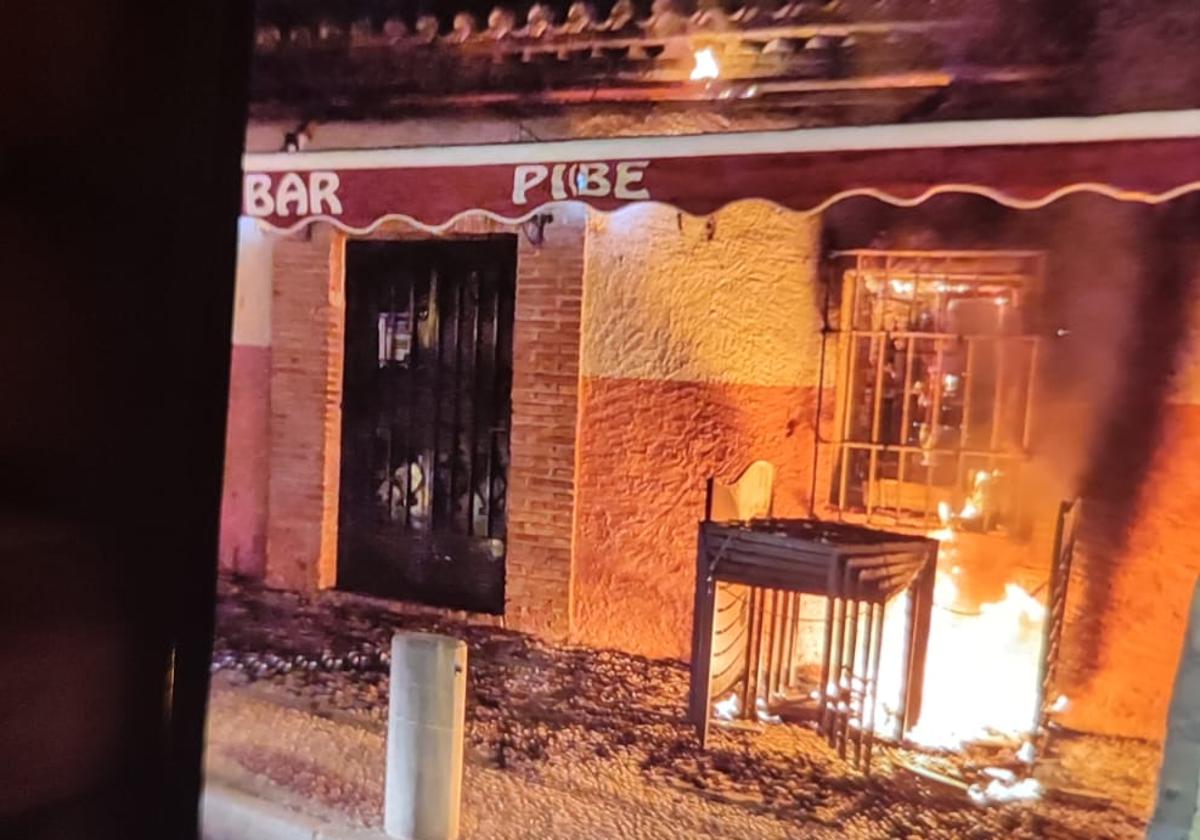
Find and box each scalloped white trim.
[252,181,1200,236]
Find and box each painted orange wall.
[573,203,826,659]
[1059,403,1200,740]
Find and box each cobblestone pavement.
[206,578,1155,839]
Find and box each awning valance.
[242,110,1200,234]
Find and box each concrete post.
[385,633,467,840]
[1149,578,1200,840]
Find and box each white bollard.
[385,632,467,840]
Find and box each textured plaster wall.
[580,205,825,387]
[1061,402,1200,741]
[574,203,825,659]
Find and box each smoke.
[1019,197,1146,511]
[1067,199,1200,672]
[823,193,1200,673]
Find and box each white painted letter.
[244,174,275,216]
[614,161,651,200]
[551,164,568,201]
[574,162,611,197]
[275,172,309,217]
[512,165,549,205]
[308,171,343,215]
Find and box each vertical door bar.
[383,280,396,522]
[867,333,887,518]
[447,277,463,531]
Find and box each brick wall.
[266,225,344,591]
[505,207,586,639]
[263,210,585,640]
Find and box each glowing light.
[870,512,1048,751]
[755,697,781,724]
[888,278,915,296]
[943,373,960,393]
[933,282,973,294]
[957,469,995,521]
[933,573,959,609]
[969,777,1042,806]
[713,693,739,721]
[1050,694,1070,714]
[690,48,720,81]
[937,501,953,525]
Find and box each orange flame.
[872,515,1048,752]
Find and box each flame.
[690,48,720,81]
[937,501,953,525]
[895,525,1047,751]
[714,465,1055,783]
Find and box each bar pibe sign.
[241,160,652,221]
[511,160,650,204]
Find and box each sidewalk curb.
[201,783,390,840]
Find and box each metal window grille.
[338,238,516,614]
[829,249,1045,534]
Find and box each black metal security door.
[338,237,516,613]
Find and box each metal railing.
[828,249,1045,531]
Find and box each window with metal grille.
[829,249,1044,534]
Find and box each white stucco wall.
[581,202,825,388]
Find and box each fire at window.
[831,249,1044,536]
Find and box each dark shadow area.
[1074,198,1200,670]
[0,1,252,836]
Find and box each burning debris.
[688,494,1084,814]
[901,517,1049,752]
[209,578,1152,838]
[689,518,939,772]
